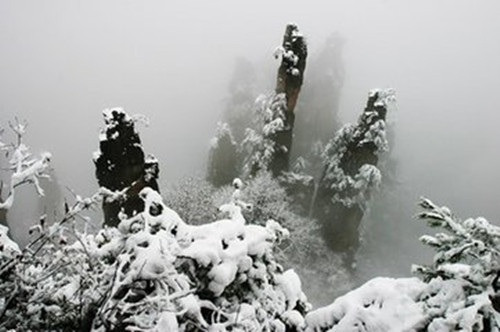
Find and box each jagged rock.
[269,23,308,176]
[313,90,393,262]
[94,108,159,226]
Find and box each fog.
[1,0,500,286]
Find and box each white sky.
[1,0,500,222]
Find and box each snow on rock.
[370,88,396,108]
[319,89,391,209]
[305,277,427,332]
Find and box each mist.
[1,0,500,301]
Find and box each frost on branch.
[410,197,500,329]
[0,178,311,330]
[312,89,393,260]
[94,108,160,227]
[241,93,287,177]
[0,119,52,214]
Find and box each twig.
[0,281,19,321]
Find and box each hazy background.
[1,0,500,290]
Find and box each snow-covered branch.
[0,121,52,211]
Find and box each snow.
[275,269,304,310]
[305,277,427,332]
[241,92,289,175]
[0,136,52,211]
[232,177,243,190]
[92,150,101,161]
[370,88,396,107]
[0,191,14,210]
[0,224,20,255]
[155,312,178,331]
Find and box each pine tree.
[412,197,500,330]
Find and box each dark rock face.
[0,181,6,227]
[94,109,159,227]
[0,206,6,227]
[275,24,308,113]
[269,24,308,176]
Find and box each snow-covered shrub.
[0,190,104,330]
[163,176,220,225]
[218,172,345,307]
[1,176,313,330]
[164,172,346,307]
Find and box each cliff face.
[314,90,392,262]
[94,108,159,226]
[269,23,308,176]
[207,123,239,187]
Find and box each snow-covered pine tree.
[207,122,239,187]
[94,108,159,227]
[411,197,500,330]
[313,89,394,261]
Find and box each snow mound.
[305,277,427,332]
